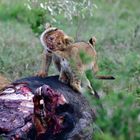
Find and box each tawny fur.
[37,24,114,94]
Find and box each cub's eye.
[57,42,61,45]
[48,36,54,41]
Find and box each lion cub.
[37,24,114,94]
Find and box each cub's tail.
[88,36,115,80]
[95,75,115,80]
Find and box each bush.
[94,91,140,140]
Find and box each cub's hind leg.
[81,74,100,98]
[69,70,83,93]
[60,54,82,93]
[82,75,94,95]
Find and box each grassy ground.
[0,21,40,80]
[0,0,140,139]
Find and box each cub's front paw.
[70,82,82,94]
[36,71,48,78]
[59,76,69,84]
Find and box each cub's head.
[40,23,73,52]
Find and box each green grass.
[0,0,140,139]
[0,21,39,80]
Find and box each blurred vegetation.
[0,0,140,139]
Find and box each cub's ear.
[63,35,74,45]
[89,36,96,47]
[45,23,52,29]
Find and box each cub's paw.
[59,75,69,84]
[36,71,48,78]
[70,82,82,94]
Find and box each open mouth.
[47,44,54,50]
[47,49,52,53]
